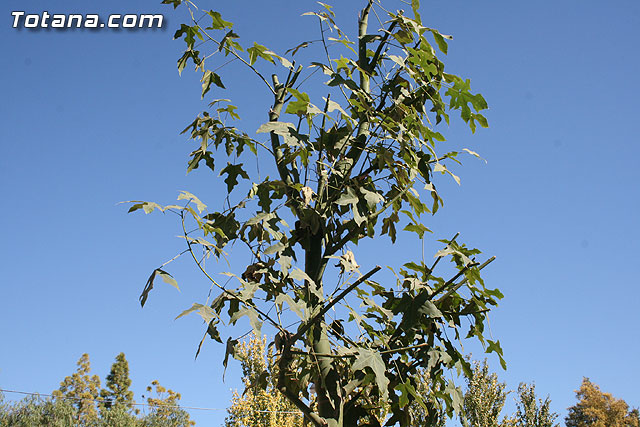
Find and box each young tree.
[512,383,558,427]
[52,353,101,426]
[225,334,302,427]
[565,378,639,427]
[461,360,513,427]
[129,1,504,425]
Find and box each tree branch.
[180,212,284,333]
[292,265,381,343]
[435,256,496,304]
[186,7,276,95]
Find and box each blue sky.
[1,0,639,425]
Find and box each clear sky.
[1,0,639,425]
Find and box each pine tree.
[99,352,137,426]
[100,352,135,411]
[565,378,639,427]
[52,353,101,426]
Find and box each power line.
[0,388,302,415]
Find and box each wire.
[0,388,302,415]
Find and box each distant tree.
[100,406,140,427]
[0,392,76,426]
[140,380,195,427]
[565,378,639,427]
[512,383,558,427]
[52,353,102,426]
[225,334,302,427]
[1,353,199,426]
[461,360,514,427]
[100,352,135,413]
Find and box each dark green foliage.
[129,1,503,426]
[101,353,135,411]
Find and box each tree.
[101,352,135,412]
[129,1,503,425]
[1,353,196,426]
[140,380,195,427]
[461,360,513,427]
[512,383,558,427]
[52,353,102,426]
[225,334,302,427]
[565,378,639,427]
[99,352,137,426]
[0,392,76,427]
[225,334,451,427]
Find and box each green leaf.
[352,348,389,400]
[256,121,300,147]
[485,287,504,299]
[289,268,315,286]
[206,10,233,30]
[335,187,358,206]
[419,300,442,318]
[395,382,410,408]
[411,0,421,18]
[219,163,250,192]
[247,42,275,65]
[139,270,157,308]
[475,113,489,128]
[177,190,207,213]
[175,303,217,324]
[444,381,464,413]
[486,339,507,369]
[264,241,285,255]
[174,24,203,48]
[230,307,263,334]
[429,29,451,54]
[284,88,311,116]
[285,41,311,56]
[404,223,431,239]
[126,201,164,214]
[157,269,180,291]
[161,0,182,9]
[360,188,383,208]
[223,337,238,375]
[275,294,306,320]
[201,71,225,98]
